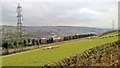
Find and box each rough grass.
[1,32,119,66]
[51,40,120,66]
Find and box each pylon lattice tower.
[112,20,115,30]
[16,3,23,45]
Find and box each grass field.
[101,31,119,37]
[1,32,119,66]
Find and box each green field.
[1,32,119,66]
[101,31,119,37]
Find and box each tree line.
[2,34,96,55]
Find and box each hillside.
[2,31,118,66]
[50,40,120,66]
[46,31,120,67]
[2,25,109,39]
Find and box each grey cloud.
[1,1,117,27]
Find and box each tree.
[18,41,22,46]
[47,39,50,43]
[2,42,9,49]
[51,38,54,43]
[13,41,17,47]
[27,39,32,46]
[48,38,54,43]
[39,39,41,44]
[9,43,14,48]
[36,40,39,45]
[2,42,9,55]
[69,36,71,40]
[32,39,35,45]
[63,37,66,41]
[28,39,31,44]
[23,40,27,46]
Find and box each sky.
[1,0,119,28]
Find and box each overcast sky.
[1,0,119,28]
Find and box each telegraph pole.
[16,3,23,47]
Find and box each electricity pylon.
[16,3,23,47]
